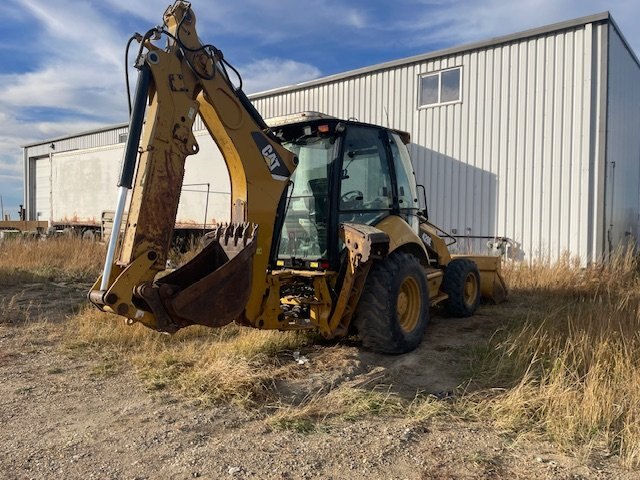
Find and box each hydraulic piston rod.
[99,64,151,291]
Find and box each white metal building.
[23,12,640,262]
[22,126,231,233]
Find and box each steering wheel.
[341,190,364,209]
[341,190,364,202]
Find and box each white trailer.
[24,128,231,239]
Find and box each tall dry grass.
[66,306,312,406]
[0,236,104,284]
[4,237,640,466]
[66,305,448,428]
[506,248,640,295]
[469,248,640,467]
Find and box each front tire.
[354,251,429,354]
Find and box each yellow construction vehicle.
[89,1,507,354]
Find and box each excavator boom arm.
[89,2,297,331]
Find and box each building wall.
[604,26,640,255]
[252,22,608,262]
[24,17,632,264]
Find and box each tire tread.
[354,251,429,354]
[441,259,480,317]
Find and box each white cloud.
[4,0,132,122]
[344,10,368,29]
[100,0,368,44]
[3,0,640,218]
[385,0,640,53]
[239,59,322,94]
[0,0,330,214]
[20,0,124,66]
[0,66,125,120]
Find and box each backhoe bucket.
[138,224,258,333]
[453,255,508,304]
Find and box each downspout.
[607,161,616,257]
[49,143,55,229]
[599,21,611,262]
[22,147,28,220]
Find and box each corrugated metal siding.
[252,23,606,262]
[24,20,619,263]
[25,127,129,158]
[605,27,640,253]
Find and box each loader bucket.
[140,224,258,332]
[453,255,508,304]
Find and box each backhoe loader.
[89,1,507,354]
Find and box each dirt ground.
[0,282,633,479]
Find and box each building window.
[419,67,462,107]
[118,133,128,143]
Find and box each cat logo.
[251,132,289,181]
[261,144,281,172]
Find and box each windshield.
[277,137,335,261]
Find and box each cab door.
[338,125,394,227]
[387,131,421,232]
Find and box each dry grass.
[0,292,53,355]
[0,236,104,284]
[65,305,449,431]
[0,293,39,324]
[269,386,448,433]
[65,306,312,406]
[466,248,640,467]
[3,237,640,467]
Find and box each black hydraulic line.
[236,87,270,131]
[118,64,151,189]
[124,34,139,116]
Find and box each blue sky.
[1,0,639,217]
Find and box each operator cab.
[267,112,420,271]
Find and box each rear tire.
[441,259,481,317]
[82,229,96,241]
[354,251,429,354]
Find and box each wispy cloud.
[240,59,321,94]
[367,0,640,52]
[2,0,640,215]
[0,0,334,213]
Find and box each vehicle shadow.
[298,303,509,404]
[355,309,505,399]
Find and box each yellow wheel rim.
[396,277,422,333]
[463,273,478,307]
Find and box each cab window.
[340,126,393,214]
[388,132,419,212]
[389,132,419,229]
[277,136,335,260]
